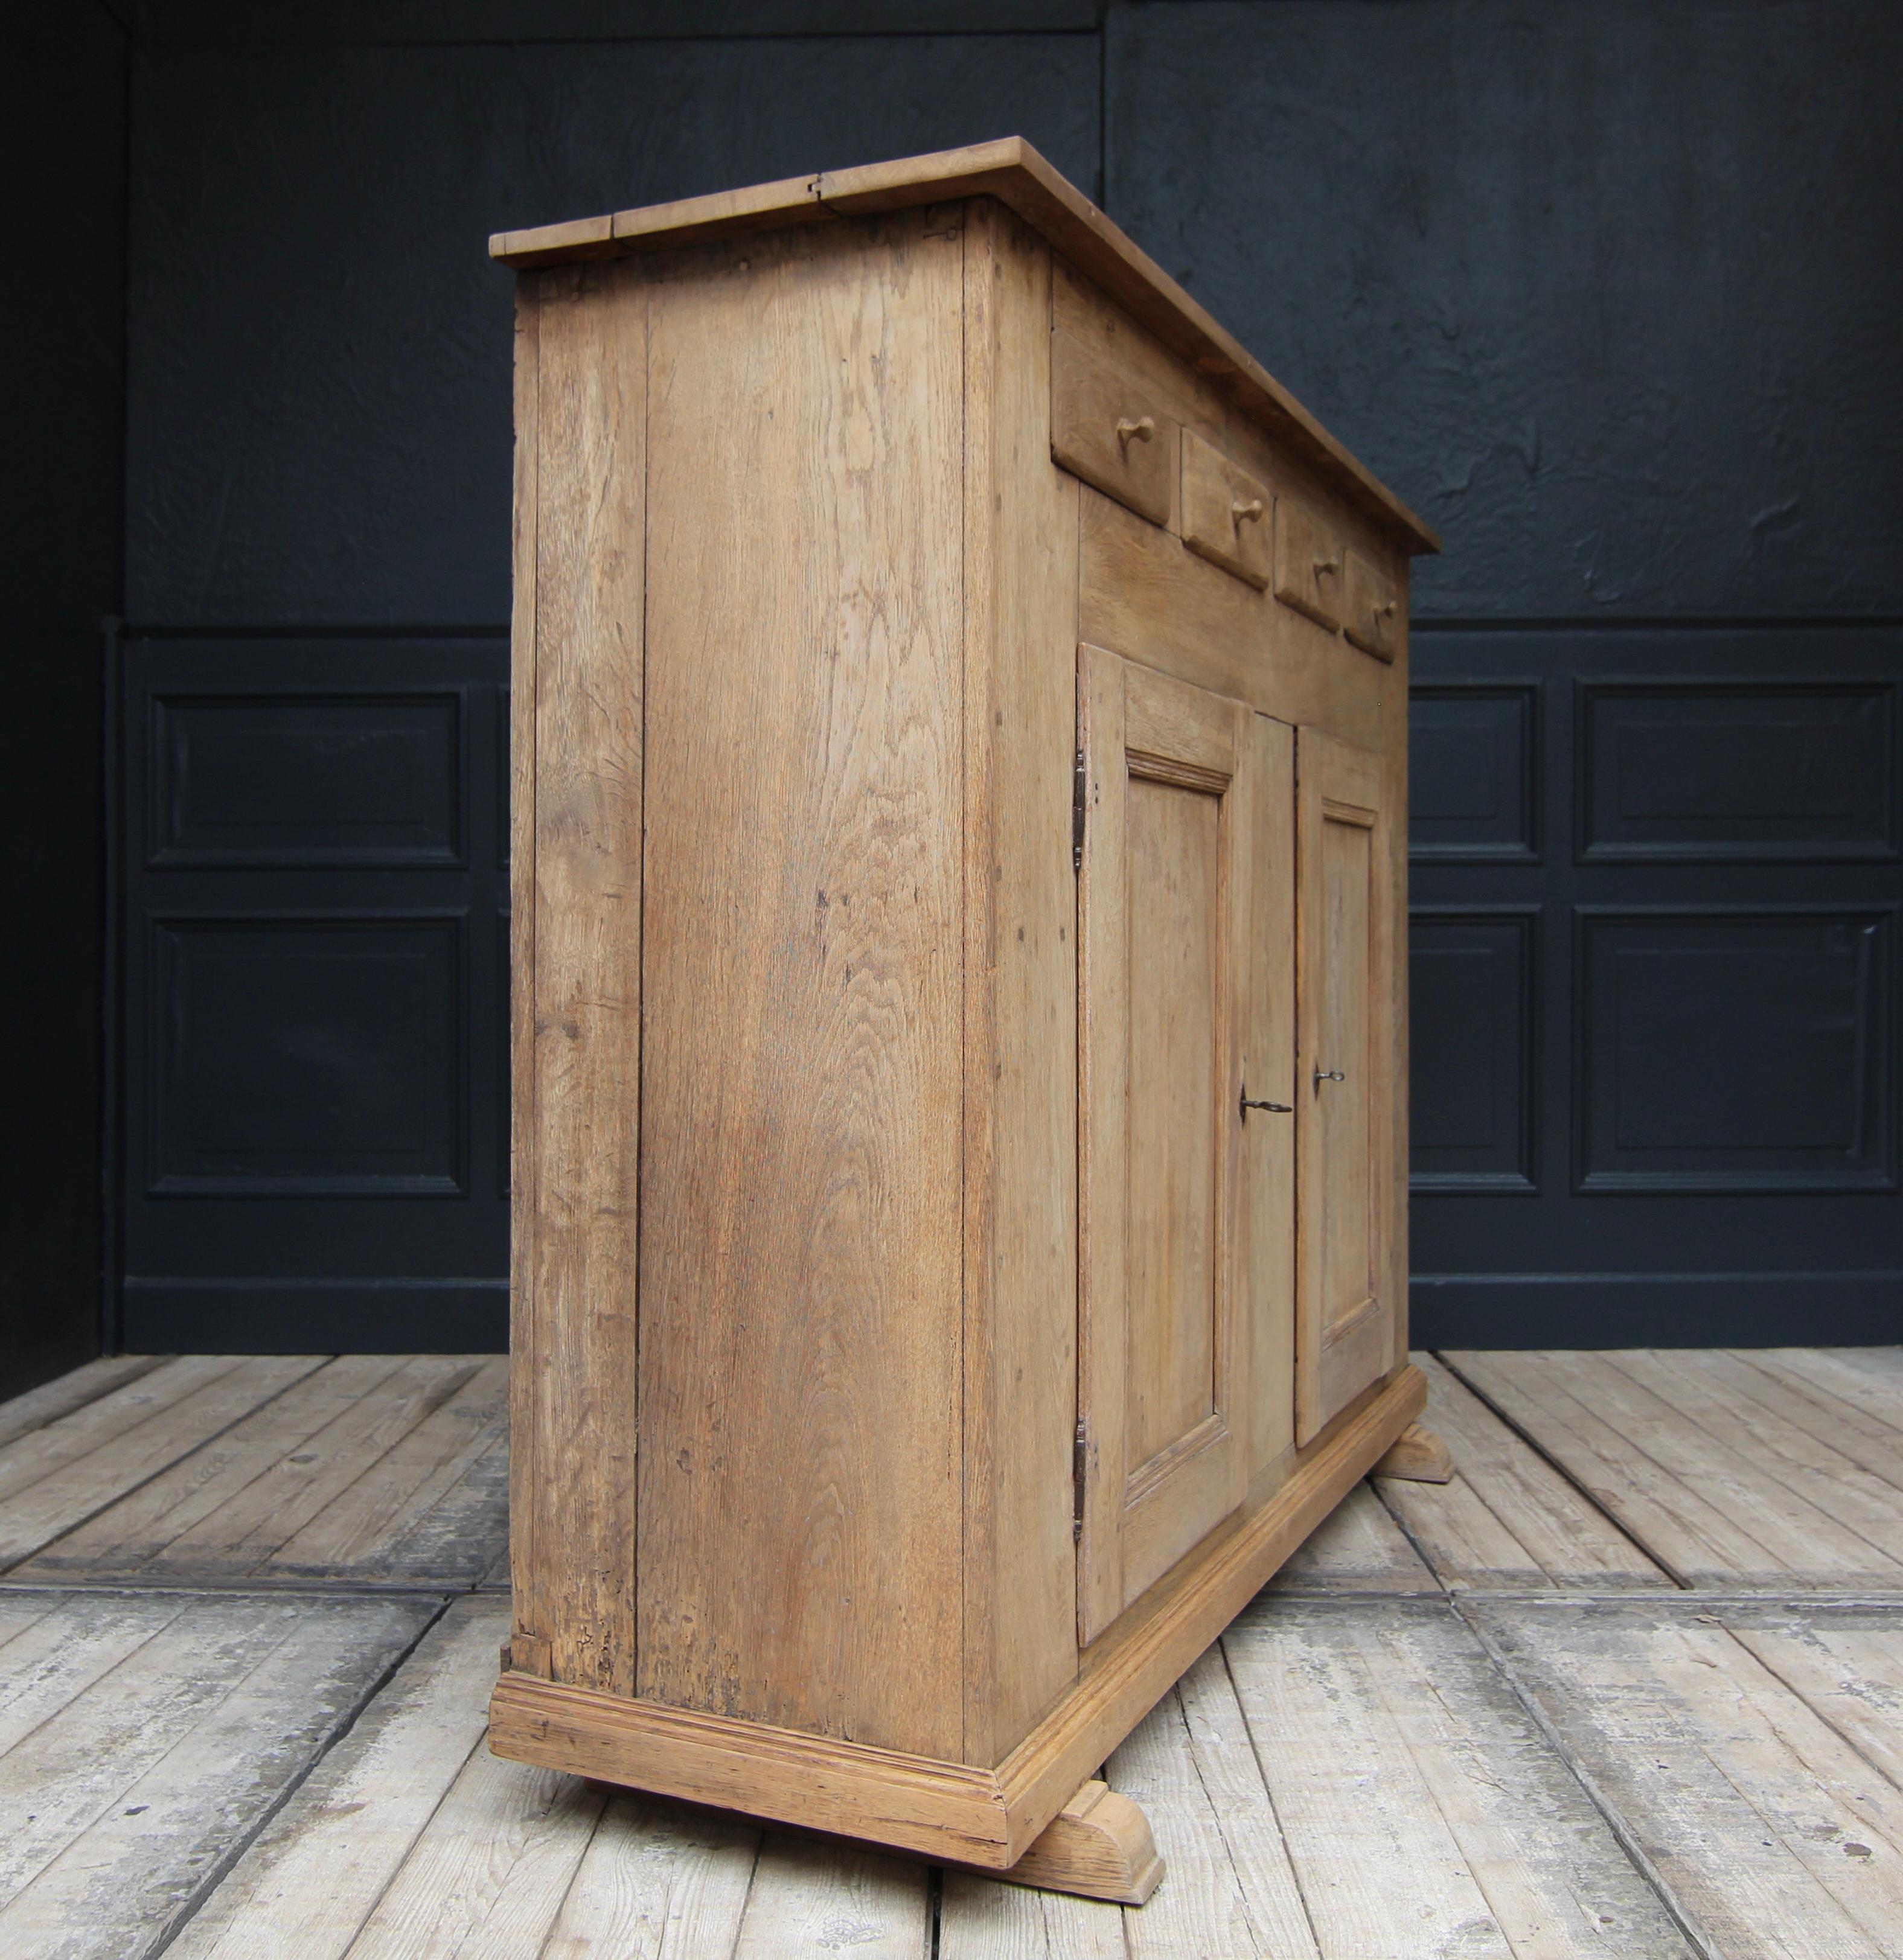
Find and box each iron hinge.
[1072,1419,1088,1542]
[1072,745,1087,873]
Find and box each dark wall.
[1108,0,1903,621]
[93,0,1903,1354]
[0,4,127,1399]
[125,18,1099,625]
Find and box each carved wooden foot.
[994,1779,1163,1904]
[1374,1421,1454,1483]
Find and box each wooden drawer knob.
[1231,497,1264,523]
[1115,415,1157,447]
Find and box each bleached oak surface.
[2,1346,1901,1955]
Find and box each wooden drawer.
[1273,493,1344,631]
[1343,549,1401,661]
[1180,429,1271,589]
[1051,325,1175,526]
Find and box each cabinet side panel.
[636,212,966,1758]
[963,204,1081,1766]
[517,261,647,1694]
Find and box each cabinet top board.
[489,136,1438,557]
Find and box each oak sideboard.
[488,138,1441,1901]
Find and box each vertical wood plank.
[518,258,647,1693]
[961,200,1083,1769]
[636,211,965,1755]
[1240,713,1296,1486]
[507,267,543,1659]
[1294,733,1395,1445]
[1075,643,1129,1642]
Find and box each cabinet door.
[1296,730,1398,1444]
[1076,645,1266,1642]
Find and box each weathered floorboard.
[1479,1599,1903,1959]
[16,1355,507,1588]
[1224,1598,1694,1959]
[0,1355,169,1452]
[5,1346,1900,1955]
[0,1590,438,1960]
[1386,1353,1668,1592]
[167,1597,504,1959]
[1259,1480,1436,1597]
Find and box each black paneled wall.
[87,0,1903,1356]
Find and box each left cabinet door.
[1076,645,1268,1642]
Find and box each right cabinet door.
[1296,729,1398,1444]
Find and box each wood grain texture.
[1228,1600,1695,1960]
[1450,1349,1903,1589]
[1078,488,1393,758]
[1180,427,1272,589]
[1384,1354,1667,1592]
[1239,713,1297,1487]
[0,1355,168,1452]
[994,1365,1425,1859]
[170,1598,505,1960]
[0,1355,327,1569]
[1258,1480,1436,1600]
[540,1793,760,1958]
[1480,1599,1903,1959]
[1051,323,1177,526]
[1106,1652,1320,1957]
[731,1836,932,1959]
[514,257,647,1694]
[960,201,1081,1767]
[991,1779,1162,1905]
[494,1368,1425,1871]
[634,210,965,1756]
[0,1591,437,1960]
[1295,732,1396,1446]
[491,139,1438,557]
[1077,648,1252,1642]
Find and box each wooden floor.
[3,1351,1903,1956]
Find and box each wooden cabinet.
[487,139,1437,1893]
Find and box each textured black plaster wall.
[125,30,1099,624]
[0,5,125,1399]
[1107,0,1903,619]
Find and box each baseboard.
[120,1277,508,1352]
[1411,1272,1903,1347]
[489,1364,1425,1866]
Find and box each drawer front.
[1273,494,1345,631]
[1052,326,1175,527]
[1180,429,1271,589]
[1343,550,1401,661]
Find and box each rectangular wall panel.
[150,915,464,1196]
[151,690,464,865]
[1409,625,1903,1348]
[1580,681,1897,862]
[1409,684,1538,860]
[1576,908,1894,1193]
[1409,908,1537,1192]
[117,633,509,1354]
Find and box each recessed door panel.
[1078,645,1265,1644]
[1297,729,1397,1444]
[1125,775,1221,1472]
